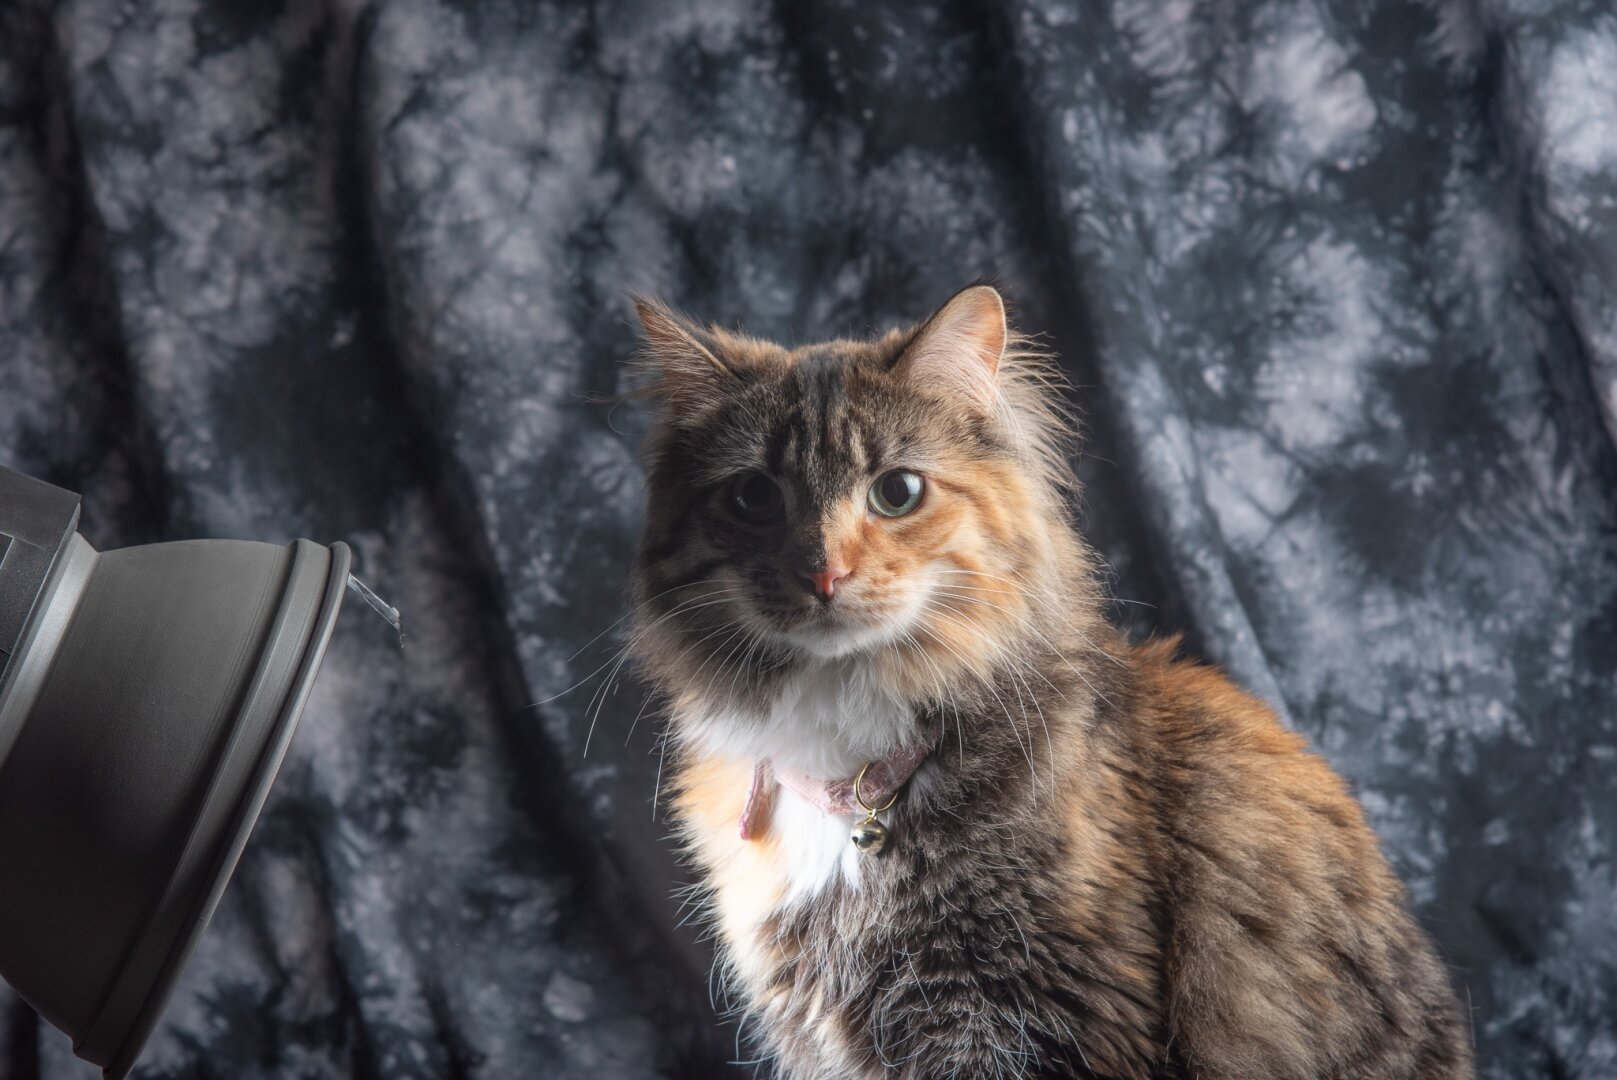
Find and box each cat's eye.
[868,470,924,518]
[729,472,783,520]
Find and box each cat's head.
[629,285,1088,743]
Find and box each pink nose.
[805,566,850,600]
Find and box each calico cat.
[626,285,1472,1079]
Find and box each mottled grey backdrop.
[2,0,1614,1077]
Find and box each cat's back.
[1105,637,1474,1079]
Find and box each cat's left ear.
[893,285,1007,412]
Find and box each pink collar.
[738,744,930,841]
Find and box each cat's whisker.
[629,590,748,648]
[670,605,751,656]
[623,684,659,747]
[649,724,671,822]
[682,620,753,699]
[926,588,1072,702]
[929,569,1086,635]
[535,587,746,708]
[564,577,729,663]
[914,614,1038,791]
[938,621,1059,769]
[927,585,1116,710]
[1004,658,1057,793]
[580,648,632,758]
[578,591,755,756]
[929,566,1128,670]
[1001,664,1050,795]
[894,627,968,767]
[707,624,763,702]
[718,636,757,701]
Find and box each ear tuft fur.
[893,285,1008,412]
[630,295,735,417]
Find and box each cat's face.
[631,286,1072,715]
[654,349,1007,662]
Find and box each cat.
[626,284,1473,1079]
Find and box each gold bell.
[850,817,888,855]
[850,761,899,857]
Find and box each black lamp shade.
[0,467,350,1077]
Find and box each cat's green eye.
[729,472,783,520]
[868,470,924,518]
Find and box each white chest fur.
[772,784,865,902]
[761,658,914,777]
[686,656,915,902]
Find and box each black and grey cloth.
[2,2,1614,1077]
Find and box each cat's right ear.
[631,296,736,416]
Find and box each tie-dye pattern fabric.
[0,1,1611,1077]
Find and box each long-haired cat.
[626,285,1472,1079]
